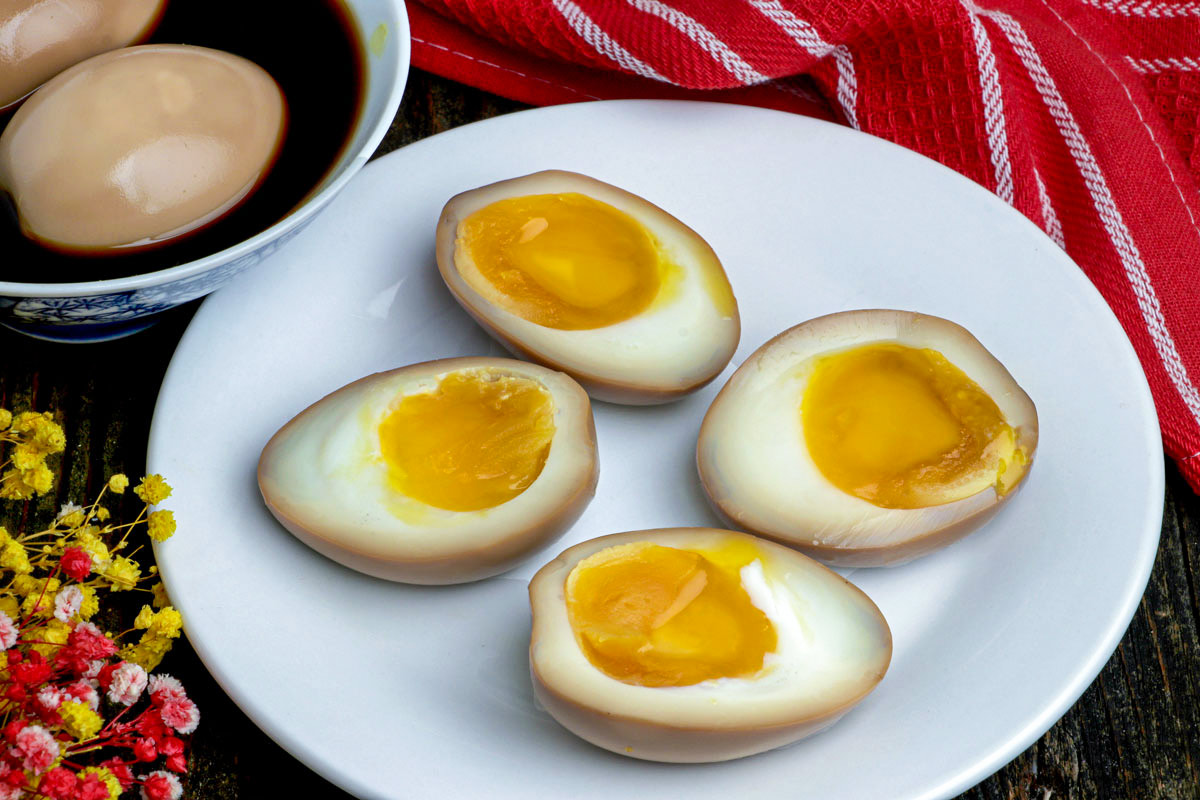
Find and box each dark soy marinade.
[0,0,366,283]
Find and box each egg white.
[530,528,891,730]
[697,310,1038,558]
[437,171,739,400]
[258,357,597,574]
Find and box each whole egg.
[435,171,740,405]
[258,357,599,585]
[0,44,285,254]
[0,0,166,110]
[697,310,1039,566]
[529,527,892,762]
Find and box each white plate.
[149,100,1164,800]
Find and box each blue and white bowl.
[0,0,410,343]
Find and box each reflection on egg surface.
[529,528,892,763]
[436,171,740,405]
[0,0,166,110]
[698,310,1039,567]
[258,358,598,585]
[0,44,285,254]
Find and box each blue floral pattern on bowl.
[0,223,310,342]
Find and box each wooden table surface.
[2,70,1197,799]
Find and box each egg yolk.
[458,193,665,330]
[377,370,556,512]
[565,540,777,687]
[802,343,1028,509]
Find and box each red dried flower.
[99,759,133,791]
[99,759,134,791]
[58,547,92,581]
[139,771,182,800]
[133,738,157,762]
[75,771,111,800]
[10,656,51,686]
[158,699,199,735]
[4,719,29,743]
[36,766,76,799]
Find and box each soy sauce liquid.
[0,0,366,283]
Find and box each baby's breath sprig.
[0,408,195,800]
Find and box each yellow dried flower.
[0,539,32,574]
[32,423,66,455]
[104,556,140,591]
[151,582,170,609]
[10,574,41,597]
[134,605,155,630]
[76,767,121,800]
[0,595,18,620]
[0,409,11,430]
[107,474,129,494]
[59,700,103,741]
[24,464,54,495]
[133,474,172,505]
[59,510,86,529]
[0,525,9,545]
[0,469,34,500]
[148,606,183,639]
[78,585,98,620]
[121,636,174,672]
[73,531,110,573]
[95,507,110,522]
[11,443,42,471]
[31,619,71,659]
[20,577,60,617]
[146,510,176,542]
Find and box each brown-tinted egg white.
[0,43,285,255]
[529,528,892,762]
[258,357,599,585]
[435,171,740,405]
[697,310,1038,567]
[0,0,166,111]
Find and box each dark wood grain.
[1,69,1196,798]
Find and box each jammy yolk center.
[377,370,556,512]
[565,541,777,687]
[458,192,664,330]
[802,343,1026,509]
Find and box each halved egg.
[697,310,1038,567]
[258,357,598,584]
[529,527,892,762]
[0,44,286,254]
[435,171,740,404]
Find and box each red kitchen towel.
[410,0,1200,492]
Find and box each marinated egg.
[0,0,166,110]
[529,527,892,762]
[0,44,285,254]
[258,358,599,585]
[697,310,1038,567]
[435,171,740,405]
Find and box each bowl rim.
[0,0,412,300]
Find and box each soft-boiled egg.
[435,171,740,405]
[697,310,1038,567]
[529,527,892,762]
[258,357,599,584]
[0,0,166,110]
[0,44,285,254]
